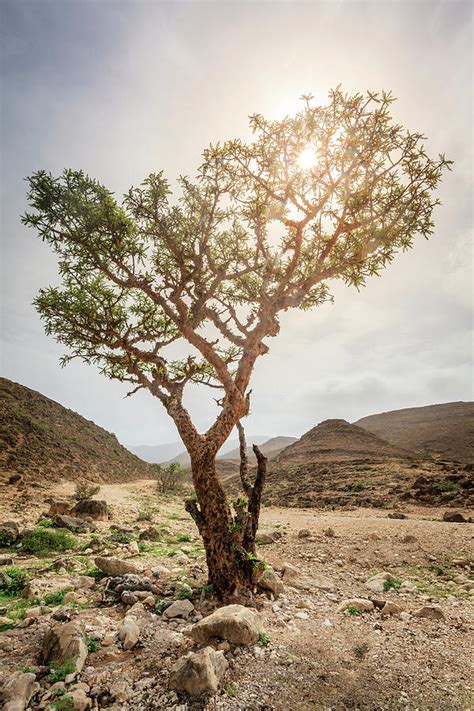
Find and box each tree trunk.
[185,447,263,601]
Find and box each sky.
[1,0,472,448]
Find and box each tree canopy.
[23,88,451,456]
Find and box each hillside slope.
[355,402,474,462]
[217,436,298,463]
[0,378,154,484]
[256,419,472,509]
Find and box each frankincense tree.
[23,89,451,599]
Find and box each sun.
[297,146,317,170]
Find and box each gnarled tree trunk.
[185,441,267,601]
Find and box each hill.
[253,418,472,509]
[355,402,474,463]
[165,435,271,468]
[0,378,155,484]
[129,441,184,464]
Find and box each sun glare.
[297,146,317,170]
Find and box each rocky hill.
[0,378,155,484]
[219,436,298,463]
[251,419,473,509]
[355,402,474,463]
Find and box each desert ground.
[0,479,472,710]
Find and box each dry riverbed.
[0,479,472,710]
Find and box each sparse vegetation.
[85,635,100,653]
[37,517,54,527]
[0,567,28,596]
[259,631,270,646]
[48,657,76,682]
[350,481,367,492]
[436,480,462,493]
[20,528,76,554]
[383,577,403,592]
[41,590,68,606]
[345,605,362,616]
[154,463,186,494]
[176,533,191,542]
[74,482,101,500]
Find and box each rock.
[71,499,108,521]
[45,499,70,516]
[0,521,20,545]
[400,611,411,622]
[442,511,468,523]
[258,568,284,596]
[365,572,397,593]
[1,672,40,711]
[256,529,281,544]
[139,527,161,541]
[127,540,139,554]
[163,599,195,619]
[413,605,445,620]
[297,529,311,538]
[366,532,381,541]
[41,622,88,681]
[387,512,407,519]
[190,604,263,645]
[94,557,140,577]
[400,580,417,592]
[67,686,92,710]
[24,606,43,619]
[323,527,336,537]
[401,535,417,544]
[337,598,374,614]
[7,473,22,485]
[0,556,14,566]
[381,601,403,617]
[54,515,96,533]
[71,575,95,591]
[295,611,310,620]
[169,646,228,696]
[118,616,140,649]
[121,591,138,606]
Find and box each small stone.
[256,529,281,544]
[169,646,228,696]
[381,601,403,617]
[442,511,468,523]
[118,616,140,649]
[400,611,411,622]
[258,567,284,596]
[413,605,445,620]
[94,556,140,577]
[294,611,310,620]
[323,527,336,538]
[121,590,138,606]
[337,598,374,614]
[401,535,417,544]
[297,529,311,538]
[365,572,396,593]
[163,599,195,619]
[388,512,407,519]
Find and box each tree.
[23,88,451,599]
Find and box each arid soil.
[0,479,472,710]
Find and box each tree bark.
[185,446,264,601]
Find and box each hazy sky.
[1,0,472,448]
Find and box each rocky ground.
[0,479,473,710]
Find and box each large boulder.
[169,646,228,696]
[71,500,108,521]
[45,499,71,516]
[190,604,262,646]
[94,557,140,577]
[0,521,20,545]
[282,562,333,591]
[40,622,88,681]
[0,672,40,711]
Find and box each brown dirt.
[0,480,472,709]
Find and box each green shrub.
[436,480,462,493]
[177,585,193,600]
[21,529,76,553]
[350,481,366,492]
[383,578,402,592]
[0,622,14,632]
[258,631,270,646]
[51,694,74,711]
[41,590,68,606]
[83,566,104,580]
[153,462,186,494]
[85,635,99,653]
[177,534,191,542]
[48,657,76,682]
[37,518,54,528]
[74,483,100,501]
[345,605,361,616]
[0,567,28,596]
